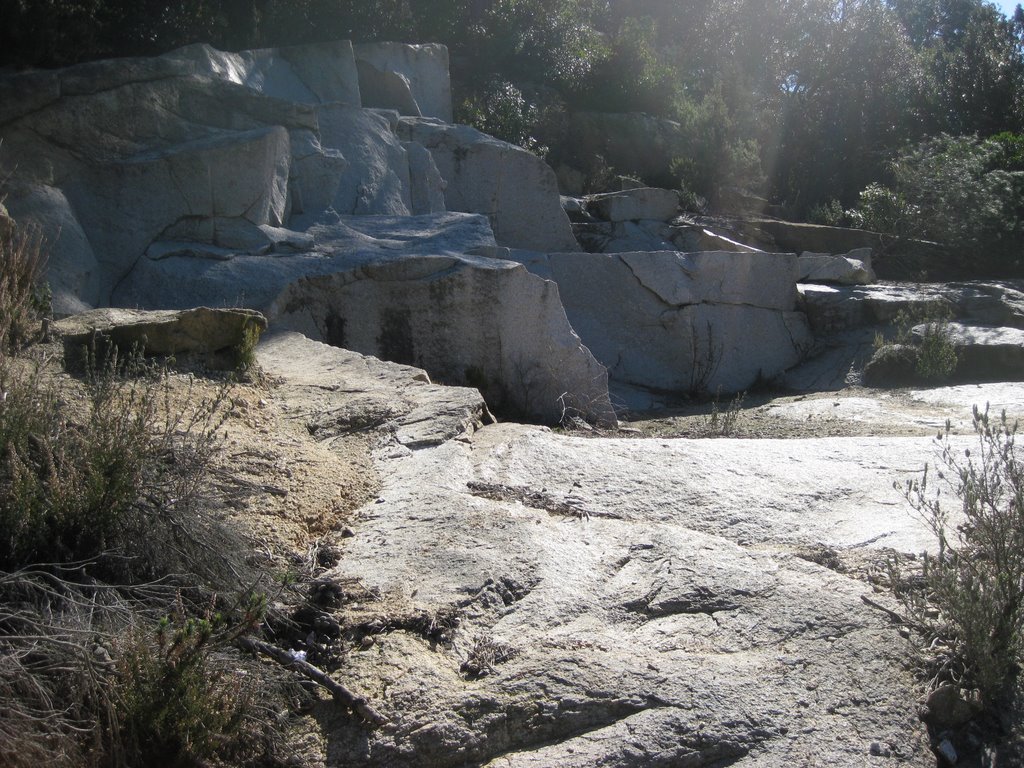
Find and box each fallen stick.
[238,636,389,727]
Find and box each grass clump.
[869,304,959,385]
[890,405,1024,711]
[0,219,294,766]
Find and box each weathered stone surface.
[398,117,580,252]
[257,331,488,448]
[585,187,679,223]
[270,255,616,426]
[56,306,266,370]
[167,40,362,105]
[510,249,810,403]
[403,141,447,215]
[314,104,412,216]
[3,184,102,314]
[78,126,292,286]
[798,250,876,285]
[318,421,942,766]
[113,212,493,306]
[354,42,452,122]
[574,220,678,253]
[355,59,421,116]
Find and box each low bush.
[0,212,292,764]
[891,406,1024,707]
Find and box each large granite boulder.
[398,118,580,252]
[507,249,812,406]
[270,255,616,426]
[797,249,876,285]
[112,213,614,425]
[0,39,620,423]
[354,42,453,122]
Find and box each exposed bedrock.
[270,256,616,426]
[503,249,813,407]
[316,422,936,767]
[397,117,580,253]
[113,213,613,425]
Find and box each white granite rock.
[354,42,453,122]
[398,118,580,252]
[511,249,811,402]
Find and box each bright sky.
[995,0,1021,18]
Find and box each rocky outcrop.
[798,281,1024,336]
[317,420,940,766]
[257,331,488,449]
[270,255,616,425]
[354,43,453,122]
[797,248,876,285]
[508,249,812,406]
[398,118,580,252]
[0,40,601,422]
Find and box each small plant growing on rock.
[890,405,1024,712]
[867,305,959,386]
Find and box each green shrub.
[114,597,268,766]
[891,406,1024,706]
[0,347,226,573]
[871,305,959,383]
[808,199,848,226]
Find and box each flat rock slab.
[56,306,266,369]
[585,187,680,223]
[320,423,954,766]
[256,331,489,449]
[918,322,1024,382]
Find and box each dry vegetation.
[0,218,379,766]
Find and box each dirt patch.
[617,387,982,440]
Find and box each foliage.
[0,570,280,768]
[891,406,1024,706]
[456,79,544,153]
[0,215,285,766]
[0,343,232,575]
[807,199,849,227]
[114,596,268,766]
[915,318,960,381]
[872,305,959,382]
[850,133,1024,272]
[0,219,48,352]
[847,183,920,237]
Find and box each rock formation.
[1,39,848,417]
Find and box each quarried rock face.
[354,42,453,121]
[511,249,812,405]
[0,40,617,422]
[398,117,580,253]
[271,255,616,426]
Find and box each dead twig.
[236,636,389,727]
